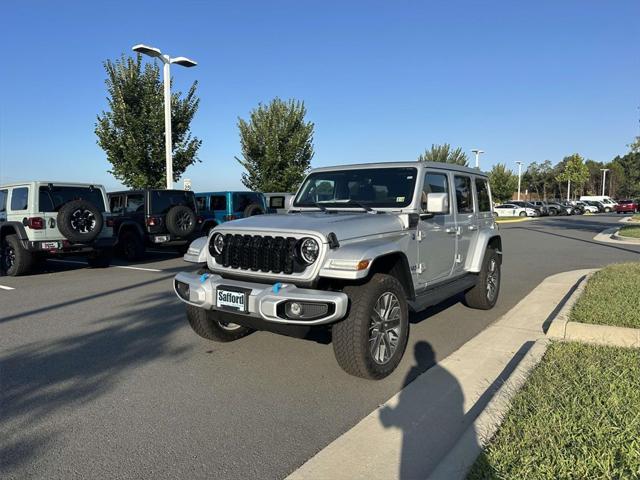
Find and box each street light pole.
[471,149,484,169]
[132,44,197,190]
[516,161,523,201]
[600,168,610,196]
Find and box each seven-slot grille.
[212,234,304,274]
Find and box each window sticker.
[396,196,405,202]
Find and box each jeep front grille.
[212,234,306,274]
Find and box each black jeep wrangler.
[108,189,200,260]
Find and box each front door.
[417,170,456,284]
[453,174,477,274]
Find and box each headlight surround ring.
[298,237,320,265]
[211,232,225,255]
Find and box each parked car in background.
[1,181,115,276]
[195,191,267,235]
[615,199,638,214]
[108,189,199,260]
[530,201,550,215]
[511,201,546,216]
[579,195,617,213]
[494,203,538,217]
[574,201,598,214]
[583,200,605,212]
[263,192,294,214]
[546,202,571,216]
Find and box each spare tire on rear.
[166,205,197,237]
[243,203,265,217]
[57,199,103,243]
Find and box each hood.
[216,212,404,242]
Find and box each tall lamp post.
[515,161,523,201]
[600,168,610,196]
[132,44,197,190]
[471,149,484,169]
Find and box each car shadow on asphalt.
[0,292,189,474]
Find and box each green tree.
[488,163,518,203]
[418,143,469,166]
[610,151,640,197]
[555,154,589,200]
[95,54,202,189]
[236,98,314,192]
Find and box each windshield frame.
[293,167,419,210]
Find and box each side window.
[475,178,491,212]
[110,195,124,214]
[196,196,207,211]
[10,187,29,211]
[422,172,450,214]
[269,196,285,209]
[126,194,144,213]
[211,196,227,211]
[454,176,474,214]
[0,189,7,221]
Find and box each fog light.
[283,301,330,320]
[289,302,303,316]
[175,280,190,301]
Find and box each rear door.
[453,174,477,275]
[0,189,7,222]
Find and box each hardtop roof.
[308,161,488,176]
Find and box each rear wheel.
[186,305,253,342]
[119,230,145,261]
[464,248,501,310]
[2,234,34,276]
[519,211,527,217]
[332,274,409,379]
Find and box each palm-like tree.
[418,143,469,166]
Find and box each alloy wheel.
[176,212,193,232]
[70,208,96,233]
[369,292,402,365]
[486,258,499,301]
[2,244,15,271]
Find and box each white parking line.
[0,284,15,290]
[47,259,162,272]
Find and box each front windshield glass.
[294,167,417,209]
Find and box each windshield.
[150,191,197,214]
[39,186,106,212]
[294,167,417,209]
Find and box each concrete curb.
[427,338,550,480]
[612,228,640,244]
[495,217,532,224]
[592,227,640,245]
[546,271,593,339]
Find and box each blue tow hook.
[200,273,210,284]
[272,282,282,294]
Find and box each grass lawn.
[630,214,640,223]
[468,342,640,479]
[619,225,640,238]
[570,263,640,328]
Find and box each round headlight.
[212,233,225,255]
[299,238,319,264]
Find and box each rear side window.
[233,193,262,212]
[110,195,124,214]
[0,189,7,213]
[454,176,474,214]
[422,172,450,214]
[38,186,106,212]
[196,196,207,211]
[269,196,285,209]
[10,187,29,211]
[211,196,227,211]
[126,194,144,213]
[475,178,491,212]
[150,191,197,214]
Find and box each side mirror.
[422,192,448,215]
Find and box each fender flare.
[117,221,145,240]
[0,221,29,241]
[465,231,502,272]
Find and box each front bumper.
[173,272,349,325]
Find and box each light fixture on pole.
[132,44,197,190]
[471,149,484,169]
[515,161,523,201]
[600,168,610,196]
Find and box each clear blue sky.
[1,0,638,191]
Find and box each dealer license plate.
[216,288,246,312]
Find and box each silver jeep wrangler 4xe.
[174,162,502,379]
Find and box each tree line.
[96,54,639,202]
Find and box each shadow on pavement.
[0,292,189,473]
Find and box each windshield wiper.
[342,200,373,212]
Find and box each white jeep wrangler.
[174,162,502,379]
[0,181,115,276]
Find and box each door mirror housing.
[422,192,448,215]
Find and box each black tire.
[243,203,265,217]
[332,273,409,380]
[464,248,501,310]
[57,199,103,243]
[186,305,253,342]
[604,207,611,213]
[87,249,112,268]
[165,205,197,237]
[548,209,557,216]
[2,234,34,276]
[119,230,145,261]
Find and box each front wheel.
[186,305,253,342]
[464,248,501,310]
[604,207,611,213]
[519,211,527,217]
[332,274,409,380]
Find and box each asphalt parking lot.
[2,214,639,480]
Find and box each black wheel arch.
[117,221,145,240]
[1,222,28,241]
[368,252,415,301]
